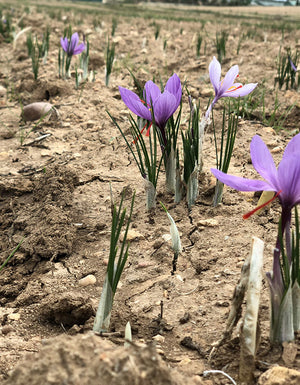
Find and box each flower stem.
[213,179,224,207]
[165,147,176,194]
[144,178,156,210]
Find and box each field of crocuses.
[1,1,300,384]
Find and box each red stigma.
[132,122,152,144]
[243,190,282,220]
[227,85,243,93]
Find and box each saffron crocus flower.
[119,73,181,139]
[211,133,300,216]
[205,56,257,118]
[60,32,85,56]
[212,133,300,343]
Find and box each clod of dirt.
[3,334,201,385]
[257,366,300,385]
[17,79,73,103]
[180,336,202,356]
[25,165,78,259]
[39,292,94,326]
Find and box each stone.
[258,366,300,385]
[197,219,219,227]
[7,313,20,321]
[120,229,143,242]
[153,334,165,343]
[1,325,14,335]
[0,85,6,97]
[78,274,97,287]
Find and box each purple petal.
[164,73,182,105]
[205,103,213,119]
[70,32,79,53]
[73,42,86,55]
[144,81,161,106]
[211,168,274,192]
[153,91,177,129]
[289,56,297,72]
[219,64,239,96]
[283,132,300,159]
[209,56,221,94]
[222,83,257,98]
[250,135,279,190]
[277,154,300,206]
[60,37,68,52]
[119,86,152,121]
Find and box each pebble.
[153,334,165,343]
[156,348,165,356]
[40,150,51,157]
[112,36,123,44]
[215,301,229,307]
[0,85,6,97]
[0,152,10,160]
[1,325,14,335]
[237,260,244,268]
[162,233,171,242]
[7,313,20,321]
[197,219,219,227]
[78,274,97,287]
[137,262,153,269]
[179,358,192,366]
[261,126,276,135]
[120,229,143,242]
[270,146,283,154]
[68,324,82,335]
[86,120,95,128]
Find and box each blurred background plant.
[275,47,299,90]
[212,103,239,206]
[105,37,115,86]
[26,26,50,79]
[59,26,86,79]
[196,33,202,58]
[215,30,228,64]
[0,10,13,43]
[111,17,117,37]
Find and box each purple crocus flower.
[212,133,300,342]
[205,56,257,118]
[119,74,181,143]
[211,134,300,214]
[60,32,85,56]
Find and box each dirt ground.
[1,1,300,384]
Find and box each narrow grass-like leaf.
[93,191,135,333]
[0,238,25,273]
[213,103,239,206]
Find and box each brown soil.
[0,1,300,384]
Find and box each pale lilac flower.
[212,133,300,343]
[119,74,181,142]
[205,56,257,118]
[60,32,85,57]
[212,133,300,296]
[211,134,300,213]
